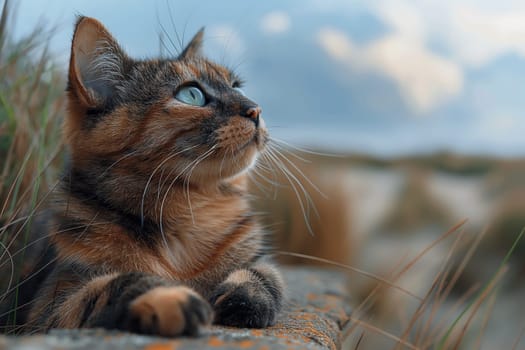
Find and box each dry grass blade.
[450,266,507,350]
[0,240,14,302]
[278,251,423,301]
[341,219,466,342]
[395,226,468,349]
[353,331,366,350]
[349,316,420,350]
[474,289,498,350]
[421,227,487,335]
[421,283,480,349]
[512,325,525,350]
[437,226,525,349]
[0,0,64,326]
[403,224,486,348]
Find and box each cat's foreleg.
[31,272,212,336]
[210,260,284,328]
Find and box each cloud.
[316,28,354,60]
[310,0,525,68]
[365,35,463,114]
[448,6,525,67]
[260,11,291,35]
[372,1,426,42]
[370,1,525,68]
[317,27,463,114]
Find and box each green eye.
[175,86,206,106]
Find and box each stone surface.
[0,267,351,350]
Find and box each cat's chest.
[153,195,258,279]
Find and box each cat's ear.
[68,16,128,107]
[179,28,205,59]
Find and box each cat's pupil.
[175,86,205,106]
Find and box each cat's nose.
[243,106,261,127]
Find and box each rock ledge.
[0,267,351,350]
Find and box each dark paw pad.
[210,283,276,328]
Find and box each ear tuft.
[179,27,205,60]
[68,16,128,107]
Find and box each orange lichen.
[249,329,264,337]
[238,339,255,348]
[144,341,179,350]
[306,293,319,301]
[207,336,225,347]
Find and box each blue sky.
[9,0,525,156]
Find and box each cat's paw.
[210,281,277,328]
[127,286,213,337]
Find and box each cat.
[0,16,283,336]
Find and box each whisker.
[157,11,178,57]
[264,148,315,235]
[181,15,190,49]
[140,145,198,227]
[269,144,328,199]
[183,146,216,225]
[158,145,217,262]
[268,145,321,220]
[257,153,280,180]
[248,171,272,198]
[266,145,320,219]
[158,30,176,58]
[166,0,184,52]
[252,164,283,188]
[97,149,139,179]
[259,152,281,199]
[270,137,345,158]
[218,148,228,179]
[269,140,311,163]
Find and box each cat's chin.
[223,126,267,176]
[176,116,267,184]
[182,142,259,185]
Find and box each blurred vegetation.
[380,169,454,234]
[258,149,525,249]
[487,190,525,264]
[484,161,525,198]
[250,158,353,265]
[0,0,64,227]
[307,150,525,177]
[0,0,64,310]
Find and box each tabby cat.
[0,16,283,336]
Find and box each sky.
[8,0,525,157]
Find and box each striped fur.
[0,16,283,336]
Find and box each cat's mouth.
[214,116,266,153]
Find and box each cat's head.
[65,16,267,185]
